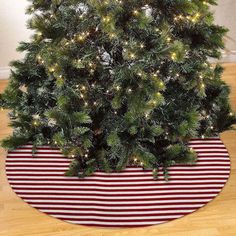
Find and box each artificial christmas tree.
[1,0,235,178]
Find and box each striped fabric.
[6,138,230,227]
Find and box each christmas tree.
[1,0,235,178]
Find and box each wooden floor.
[0,64,236,236]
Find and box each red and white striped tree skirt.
[6,138,230,227]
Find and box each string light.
[85,154,88,158]
[128,88,132,93]
[133,9,139,16]
[37,32,42,37]
[90,69,95,74]
[130,53,136,59]
[33,120,39,126]
[167,37,171,43]
[37,55,42,61]
[190,13,201,23]
[230,112,233,116]
[171,52,177,60]
[76,31,90,42]
[116,85,121,91]
[49,67,55,73]
[102,16,111,23]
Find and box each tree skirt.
[6,138,230,227]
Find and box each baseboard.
[220,52,236,63]
[0,67,10,80]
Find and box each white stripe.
[193,162,229,165]
[6,163,70,166]
[189,145,224,148]
[6,170,230,176]
[10,183,225,190]
[197,153,228,156]
[189,140,221,144]
[13,189,221,194]
[31,204,205,210]
[25,199,212,204]
[6,173,229,179]
[194,149,227,152]
[7,171,68,174]
[17,145,54,148]
[9,150,62,153]
[10,147,227,152]
[50,214,184,220]
[7,154,65,157]
[8,151,228,156]
[168,166,229,170]
[5,157,230,165]
[5,162,230,171]
[7,178,228,183]
[6,158,70,162]
[6,167,69,170]
[41,209,194,215]
[17,193,218,200]
[197,157,229,160]
[66,220,166,226]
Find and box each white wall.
[212,0,236,53]
[0,0,235,78]
[0,0,31,78]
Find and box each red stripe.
[8,151,63,155]
[6,172,229,177]
[9,185,222,190]
[36,206,199,212]
[15,191,220,197]
[24,201,210,207]
[44,212,190,217]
